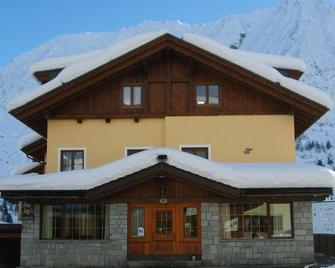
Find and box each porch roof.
[0,148,334,192]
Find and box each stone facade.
[201,201,314,266]
[20,203,128,268]
[20,201,314,267]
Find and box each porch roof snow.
[0,148,334,191]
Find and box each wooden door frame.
[127,202,201,257]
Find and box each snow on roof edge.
[7,31,333,112]
[0,148,334,191]
[7,30,169,112]
[11,162,41,176]
[234,50,307,73]
[29,49,106,75]
[182,33,333,109]
[19,132,45,150]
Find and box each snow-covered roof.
[234,50,307,72]
[8,31,168,111]
[0,148,334,191]
[183,34,333,109]
[7,31,333,111]
[29,49,105,74]
[19,132,44,150]
[11,162,41,176]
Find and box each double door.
[128,203,200,257]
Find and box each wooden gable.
[10,34,328,138]
[49,50,290,118]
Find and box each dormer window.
[196,84,219,105]
[123,85,142,106]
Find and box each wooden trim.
[21,138,46,162]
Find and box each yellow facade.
[45,115,296,173]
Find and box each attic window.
[196,85,219,105]
[123,85,142,106]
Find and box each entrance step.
[127,260,203,268]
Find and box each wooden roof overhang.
[0,163,332,203]
[10,34,329,138]
[21,138,46,163]
[21,163,45,175]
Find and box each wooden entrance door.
[128,203,201,258]
[152,207,176,255]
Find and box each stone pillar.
[201,202,220,265]
[108,203,128,264]
[293,201,314,264]
[20,204,40,266]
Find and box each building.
[0,31,335,267]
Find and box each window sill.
[195,104,220,107]
[120,105,143,109]
[219,237,294,242]
[39,239,114,243]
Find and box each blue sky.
[0,0,334,67]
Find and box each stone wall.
[201,201,314,266]
[20,203,128,268]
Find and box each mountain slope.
[0,0,335,179]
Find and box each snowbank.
[0,148,334,191]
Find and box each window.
[155,210,173,235]
[184,207,198,237]
[123,85,142,106]
[270,203,292,238]
[220,202,292,239]
[41,204,106,240]
[181,146,209,159]
[130,208,145,237]
[60,150,84,171]
[196,84,219,105]
[125,147,151,156]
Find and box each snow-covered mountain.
[0,0,335,179]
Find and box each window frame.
[39,204,107,241]
[195,84,220,106]
[220,202,294,240]
[122,84,143,107]
[124,146,153,157]
[58,147,87,172]
[179,144,211,160]
[182,205,200,239]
